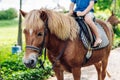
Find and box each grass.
[0,26,17,61]
[0,19,25,62]
[0,19,53,80]
[0,19,18,27]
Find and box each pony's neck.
[46,33,67,56]
[107,15,120,26]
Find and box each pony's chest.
[60,58,72,72]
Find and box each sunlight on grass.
[0,19,18,27]
[95,9,111,20]
[0,26,17,61]
[0,22,25,62]
[0,26,18,44]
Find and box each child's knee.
[84,12,95,23]
[84,16,92,24]
[84,16,89,22]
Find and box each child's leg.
[84,12,102,47]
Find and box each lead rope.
[38,18,48,69]
[38,42,67,75]
[39,48,46,69]
[52,42,68,69]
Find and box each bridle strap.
[25,18,48,69]
[52,42,68,69]
[26,18,48,55]
[26,45,40,52]
[39,48,46,69]
[38,19,48,55]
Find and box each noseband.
[26,19,48,56]
[25,19,48,69]
[25,18,68,70]
[26,28,47,56]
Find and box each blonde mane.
[23,10,44,30]
[23,8,79,40]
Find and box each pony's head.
[107,11,120,26]
[20,9,79,68]
[20,9,49,68]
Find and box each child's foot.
[94,38,102,47]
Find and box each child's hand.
[68,10,73,16]
[77,11,85,16]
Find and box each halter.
[25,18,68,70]
[26,18,48,54]
[26,19,48,69]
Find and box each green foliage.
[95,9,110,20]
[3,67,52,80]
[0,21,53,80]
[0,8,18,20]
[113,25,120,48]
[94,0,113,11]
[113,26,120,37]
[116,11,120,17]
[0,52,53,80]
[0,22,18,62]
[95,0,120,18]
[113,34,120,49]
[111,0,120,17]
[0,19,18,27]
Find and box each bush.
[0,19,18,27]
[113,26,120,37]
[0,8,18,20]
[2,67,52,80]
[0,53,53,80]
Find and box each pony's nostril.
[24,60,35,68]
[30,59,34,65]
[24,62,29,66]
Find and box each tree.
[17,0,22,49]
[115,0,120,16]
[95,0,113,10]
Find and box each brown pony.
[106,11,120,44]
[107,11,120,27]
[21,8,119,80]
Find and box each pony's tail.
[106,70,111,78]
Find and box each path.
[47,47,120,80]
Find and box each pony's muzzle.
[23,53,37,68]
[24,59,36,68]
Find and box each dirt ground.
[47,47,120,80]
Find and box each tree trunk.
[17,0,22,50]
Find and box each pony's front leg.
[72,67,81,80]
[94,62,102,80]
[53,66,64,80]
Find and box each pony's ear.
[20,10,27,17]
[111,10,114,16]
[118,21,120,23]
[40,11,48,21]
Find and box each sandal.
[93,38,102,47]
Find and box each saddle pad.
[81,22,109,50]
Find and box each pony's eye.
[37,32,42,36]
